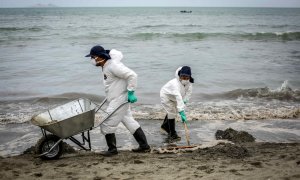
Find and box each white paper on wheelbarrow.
[31,98,96,126]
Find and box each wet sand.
[1,119,300,158]
[1,142,300,180]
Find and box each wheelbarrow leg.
[87,130,91,150]
[80,130,92,150]
[69,135,91,151]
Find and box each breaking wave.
[134,24,202,29]
[1,99,299,124]
[131,31,300,41]
[134,24,171,28]
[132,101,299,121]
[0,82,299,124]
[0,27,44,32]
[240,32,300,41]
[32,92,105,104]
[208,81,300,102]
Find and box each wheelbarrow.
[31,98,128,160]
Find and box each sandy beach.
[1,140,299,180]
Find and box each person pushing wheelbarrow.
[86,45,150,156]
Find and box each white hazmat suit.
[160,67,193,119]
[100,49,140,135]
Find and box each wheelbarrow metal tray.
[42,110,95,139]
[31,98,97,139]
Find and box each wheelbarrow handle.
[94,101,129,128]
[95,98,107,113]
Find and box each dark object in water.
[180,10,192,13]
[215,128,255,143]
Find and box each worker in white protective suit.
[160,66,194,140]
[85,45,150,156]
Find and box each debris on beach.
[23,128,254,158]
[194,143,250,159]
[153,128,254,156]
[152,140,232,154]
[215,128,256,143]
[23,141,76,155]
[60,142,76,153]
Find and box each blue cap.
[179,66,192,76]
[178,66,194,83]
[85,45,111,60]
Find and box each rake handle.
[183,122,190,146]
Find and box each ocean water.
[0,7,299,123]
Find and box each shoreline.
[1,98,299,126]
[0,142,300,179]
[1,119,300,159]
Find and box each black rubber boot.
[161,115,170,134]
[168,119,181,141]
[132,127,151,153]
[100,133,118,156]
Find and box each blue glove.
[179,111,187,123]
[128,91,137,103]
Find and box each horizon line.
[1,6,300,8]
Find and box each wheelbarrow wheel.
[35,134,63,160]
